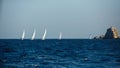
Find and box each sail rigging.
[22,30,25,40]
[42,28,47,40]
[31,29,36,40]
[89,34,92,39]
[59,32,62,40]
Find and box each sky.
[0,0,120,39]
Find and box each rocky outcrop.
[93,27,119,39]
[104,27,119,39]
[93,35,104,39]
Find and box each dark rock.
[93,36,99,39]
[93,35,104,39]
[104,27,119,39]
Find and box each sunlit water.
[0,39,120,68]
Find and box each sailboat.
[42,28,47,40]
[59,32,62,40]
[22,30,25,40]
[31,29,36,40]
[89,34,92,39]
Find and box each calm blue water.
[0,39,120,68]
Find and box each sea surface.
[0,39,120,68]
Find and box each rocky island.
[94,27,120,39]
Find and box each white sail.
[22,30,25,40]
[31,29,36,40]
[42,28,47,40]
[59,32,62,40]
[89,34,92,39]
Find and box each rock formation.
[93,27,119,39]
[104,27,119,39]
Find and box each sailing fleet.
[21,28,92,40]
[21,28,62,40]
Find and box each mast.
[31,29,36,40]
[42,28,47,40]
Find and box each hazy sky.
[0,0,120,39]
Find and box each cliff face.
[104,27,119,39]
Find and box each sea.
[0,39,120,68]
